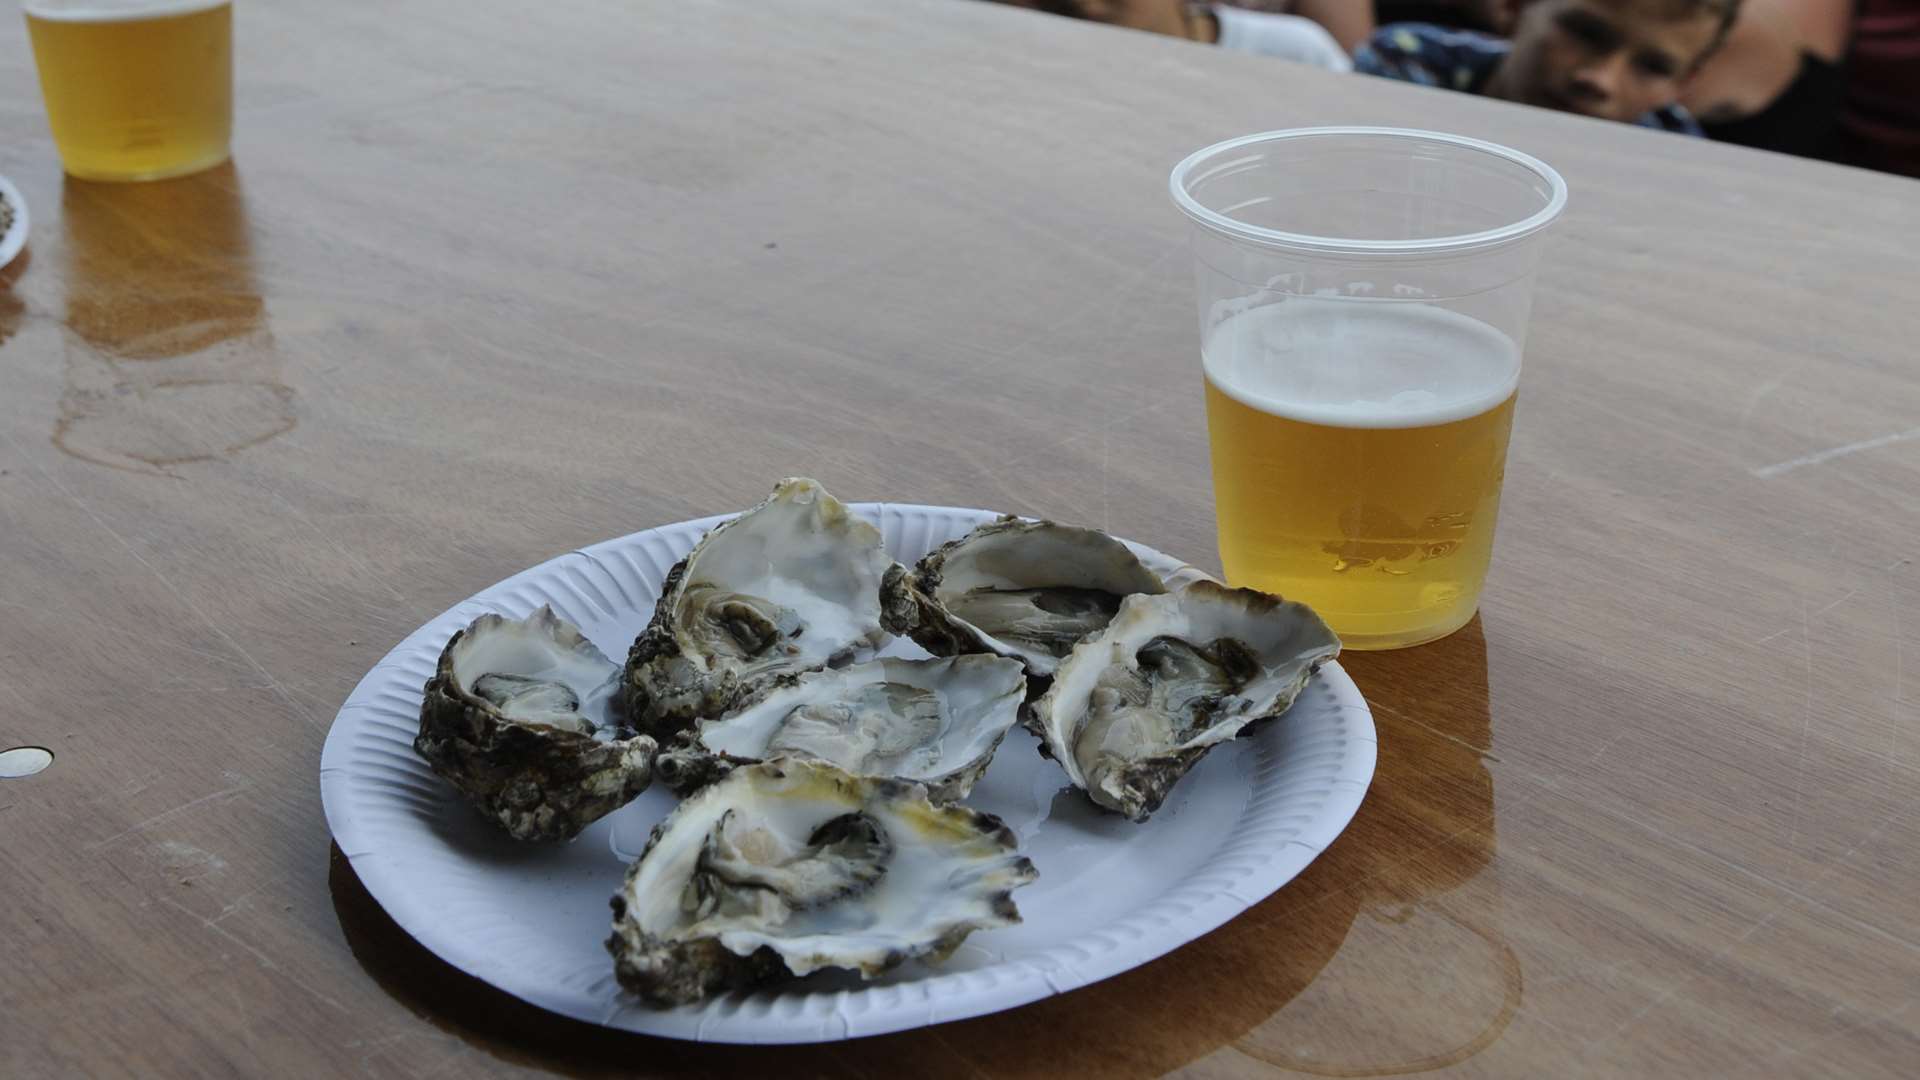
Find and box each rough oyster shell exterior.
[416,606,656,842]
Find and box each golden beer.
[25,0,232,182]
[1202,301,1520,650]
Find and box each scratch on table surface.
[0,596,257,675]
[0,427,325,729]
[205,897,249,926]
[1737,363,1798,430]
[269,490,411,606]
[1763,999,1917,1070]
[227,979,259,1061]
[1373,697,1504,764]
[1566,803,1912,1053]
[1813,587,1860,616]
[1585,727,1632,764]
[88,779,254,850]
[202,871,293,923]
[1523,955,1644,993]
[996,395,1176,527]
[1819,811,1906,897]
[1751,425,1920,479]
[349,1029,447,1073]
[157,894,269,961]
[414,1040,481,1078]
[155,894,352,1016]
[1787,598,1814,853]
[1577,894,1798,1059]
[991,395,1178,467]
[1592,798,1920,999]
[156,839,229,874]
[344,1032,415,1051]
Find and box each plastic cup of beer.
[23,0,233,182]
[1170,128,1566,650]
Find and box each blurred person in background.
[1670,0,1848,155]
[990,1,1357,69]
[991,0,1919,179]
[1358,0,1912,171]
[1352,0,1742,133]
[1825,0,1920,177]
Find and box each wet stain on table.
[51,163,295,475]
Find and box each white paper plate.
[319,503,1377,1043]
[0,173,27,272]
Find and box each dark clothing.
[1372,1,1499,32]
[1702,53,1845,159]
[1832,0,1920,178]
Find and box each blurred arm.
[1286,0,1375,52]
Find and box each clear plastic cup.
[1169,128,1567,650]
[24,0,234,182]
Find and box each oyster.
[416,606,656,842]
[607,758,1037,1006]
[654,655,1027,801]
[625,478,900,740]
[1029,580,1339,822]
[884,517,1166,677]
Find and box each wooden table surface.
[3,0,1917,1076]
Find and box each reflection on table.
[55,162,294,474]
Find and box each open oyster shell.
[624,478,903,741]
[1029,580,1339,822]
[416,606,656,842]
[883,516,1166,677]
[607,758,1036,1007]
[654,655,1027,802]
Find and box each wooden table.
[3,1,1917,1075]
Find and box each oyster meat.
[655,655,1027,801]
[416,606,656,842]
[1029,580,1339,822]
[607,758,1036,1007]
[625,478,900,740]
[884,517,1166,677]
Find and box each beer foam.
[24,0,226,22]
[1201,299,1520,429]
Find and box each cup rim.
[22,0,228,23]
[1168,127,1569,256]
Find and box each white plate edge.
[0,173,29,272]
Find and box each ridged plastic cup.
[1170,128,1566,650]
